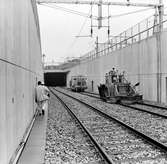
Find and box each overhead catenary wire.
[67,3,156,58]
[38,1,95,61]
[67,13,91,50]
[103,7,155,19]
[39,3,98,19]
[38,0,162,62]
[39,3,155,20]
[67,0,97,53]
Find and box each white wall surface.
[161,31,167,103]
[67,32,167,103]
[0,0,43,163]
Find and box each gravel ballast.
[44,93,105,164]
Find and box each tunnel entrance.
[44,72,68,87]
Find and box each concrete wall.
[161,31,167,103]
[0,0,43,163]
[67,31,167,103]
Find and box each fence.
[80,12,167,63]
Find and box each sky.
[37,0,167,65]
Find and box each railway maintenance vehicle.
[98,69,142,104]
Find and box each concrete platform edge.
[9,110,38,164]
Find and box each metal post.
[115,37,117,50]
[110,39,113,51]
[120,34,122,49]
[90,4,93,37]
[98,0,102,29]
[138,23,141,41]
[107,4,110,53]
[131,27,133,44]
[153,7,158,34]
[42,54,46,69]
[96,36,99,57]
[146,18,149,37]
[125,31,127,46]
[156,0,164,103]
[91,80,94,92]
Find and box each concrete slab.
[18,110,48,164]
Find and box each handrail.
[80,14,167,63]
[96,19,167,55]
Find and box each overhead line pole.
[157,0,164,103]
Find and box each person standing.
[35,81,50,115]
[41,81,50,113]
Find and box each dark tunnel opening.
[44,72,68,87]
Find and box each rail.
[53,87,167,152]
[50,88,114,164]
[80,91,167,119]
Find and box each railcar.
[98,69,142,104]
[69,75,87,92]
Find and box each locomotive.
[69,75,87,92]
[98,69,142,104]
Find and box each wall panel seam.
[0,58,41,77]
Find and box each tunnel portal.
[44,71,68,87]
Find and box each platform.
[18,111,48,164]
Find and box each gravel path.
[44,93,105,164]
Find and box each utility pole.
[157,0,164,103]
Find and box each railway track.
[45,91,106,164]
[80,91,167,119]
[138,101,167,110]
[51,87,167,163]
[55,88,167,147]
[82,91,100,99]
